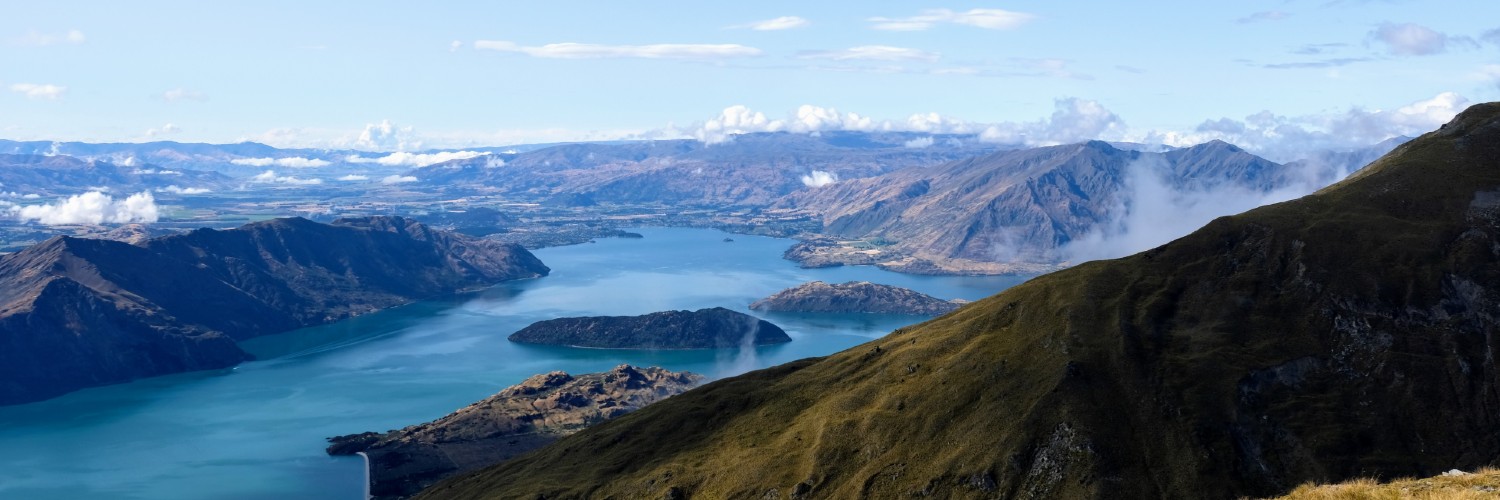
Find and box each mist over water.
[0,227,1027,500]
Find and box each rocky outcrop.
[751,281,965,315]
[508,307,790,349]
[327,365,702,499]
[419,104,1500,499]
[0,216,549,405]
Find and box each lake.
[0,227,1030,499]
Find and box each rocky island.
[750,280,966,315]
[0,216,549,405]
[507,307,790,349]
[328,365,701,500]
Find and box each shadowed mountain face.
[0,216,549,405]
[418,104,1500,500]
[409,132,1005,206]
[750,281,963,315]
[779,140,1297,268]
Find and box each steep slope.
[420,104,1500,500]
[0,216,549,405]
[328,365,703,500]
[779,140,1294,270]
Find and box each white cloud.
[1370,23,1470,56]
[250,170,322,185]
[145,123,181,137]
[735,16,810,31]
[354,119,421,151]
[1144,92,1467,162]
[380,175,418,184]
[14,29,85,46]
[979,98,1125,146]
[800,170,838,187]
[337,174,369,181]
[903,136,935,148]
[8,191,158,225]
[449,40,462,52]
[868,8,1033,31]
[132,168,181,175]
[157,185,211,195]
[797,45,940,63]
[231,157,331,168]
[9,83,66,100]
[21,193,41,200]
[345,150,489,167]
[474,40,763,60]
[161,88,207,102]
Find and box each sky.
[3,1,1498,158]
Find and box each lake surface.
[0,227,1031,499]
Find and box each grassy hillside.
[420,103,1500,499]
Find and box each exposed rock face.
[750,281,964,315]
[328,365,701,500]
[508,307,790,349]
[418,105,1500,499]
[0,216,549,405]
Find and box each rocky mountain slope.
[508,307,790,349]
[776,140,1295,272]
[0,216,549,405]
[328,365,702,500]
[750,281,964,315]
[418,104,1500,499]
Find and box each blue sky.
[3,1,1498,156]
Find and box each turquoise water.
[0,227,1030,499]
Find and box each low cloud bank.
[8,191,159,225]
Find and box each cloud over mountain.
[8,191,158,225]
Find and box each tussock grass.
[1262,468,1500,500]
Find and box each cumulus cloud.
[161,88,207,102]
[8,191,158,225]
[157,185,211,195]
[145,123,181,137]
[800,170,837,187]
[231,157,331,168]
[337,174,369,181]
[474,40,763,60]
[345,150,489,167]
[1237,11,1289,24]
[354,119,421,151]
[868,8,1033,31]
[9,83,66,100]
[979,98,1125,146]
[734,16,810,31]
[1370,23,1473,56]
[380,175,418,184]
[1142,92,1468,162]
[250,170,322,185]
[14,29,85,46]
[797,45,940,62]
[904,136,935,148]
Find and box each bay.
[0,227,1029,499]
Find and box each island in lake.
[751,280,966,315]
[507,307,790,349]
[328,365,701,500]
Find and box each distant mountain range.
[414,103,1500,500]
[0,216,548,405]
[0,153,229,196]
[775,138,1406,273]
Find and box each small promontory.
[507,307,790,349]
[328,365,701,500]
[750,280,965,315]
